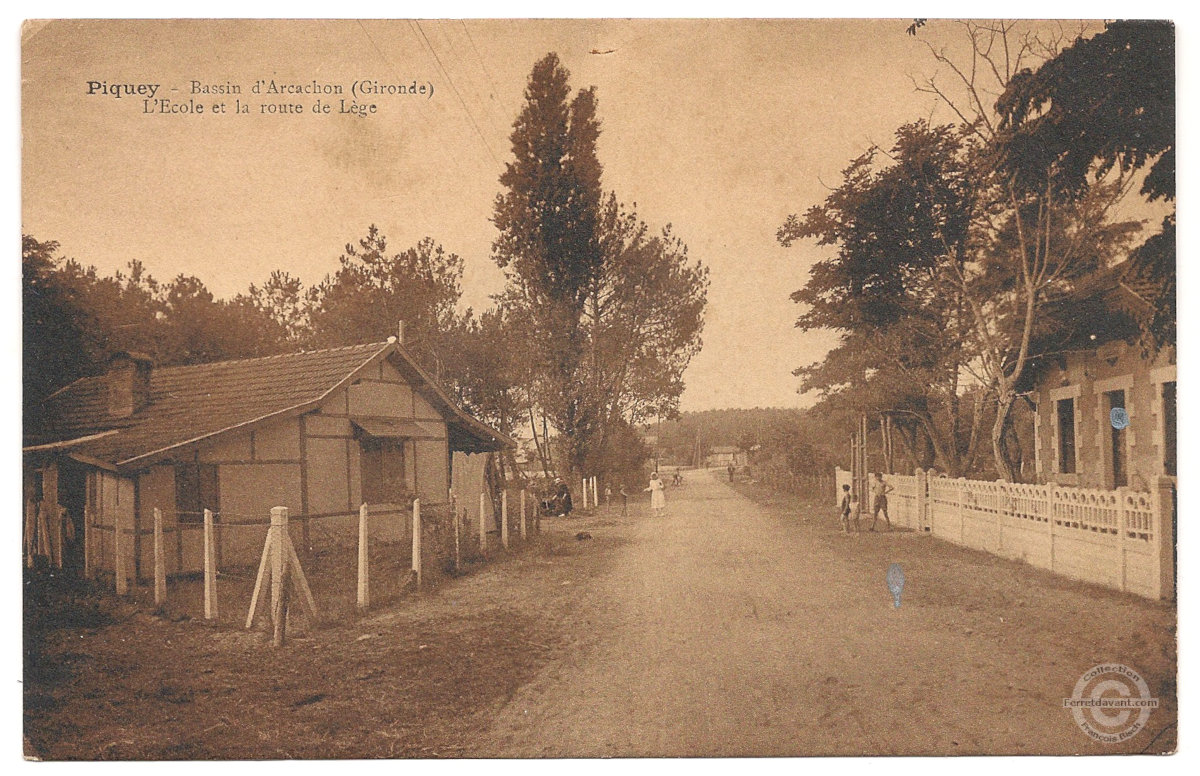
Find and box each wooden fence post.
[412,498,422,587]
[203,508,218,620]
[153,507,166,607]
[114,508,127,596]
[357,503,369,611]
[52,506,63,569]
[501,489,509,549]
[479,491,487,556]
[83,506,92,578]
[23,500,36,569]
[451,493,460,573]
[271,506,289,647]
[520,489,527,540]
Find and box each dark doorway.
[56,458,88,575]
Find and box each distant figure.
[672,469,682,487]
[645,471,666,517]
[619,486,630,517]
[839,483,859,534]
[869,472,893,532]
[604,484,612,507]
[555,478,573,517]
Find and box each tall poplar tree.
[492,53,607,476]
[493,54,708,480]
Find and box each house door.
[57,458,88,575]
[1106,390,1128,488]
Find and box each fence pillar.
[412,498,422,587]
[153,507,166,607]
[357,503,369,611]
[1047,485,1057,574]
[479,491,487,556]
[1154,476,1176,600]
[957,478,967,544]
[520,489,527,540]
[915,469,929,532]
[501,490,509,549]
[1116,487,1129,592]
[270,506,290,647]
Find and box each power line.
[353,20,470,181]
[410,20,502,168]
[459,20,513,131]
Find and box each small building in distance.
[706,446,747,469]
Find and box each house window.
[1105,390,1127,487]
[1057,398,1076,474]
[1163,381,1177,476]
[361,438,408,504]
[175,463,218,523]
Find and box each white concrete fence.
[834,468,1175,600]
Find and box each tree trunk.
[991,389,1018,482]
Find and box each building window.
[1105,390,1127,487]
[1163,381,1176,476]
[1057,398,1076,474]
[175,463,218,522]
[361,438,407,504]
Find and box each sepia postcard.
[19,18,1177,760]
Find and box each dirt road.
[472,469,1176,757]
[25,468,1175,759]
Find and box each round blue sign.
[1110,407,1130,430]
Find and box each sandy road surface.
[473,469,1176,757]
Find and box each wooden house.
[23,340,512,582]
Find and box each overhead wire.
[410,20,503,168]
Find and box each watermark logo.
[1064,663,1158,743]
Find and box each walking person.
[839,483,859,534]
[869,472,893,532]
[555,478,573,518]
[645,471,666,517]
[619,486,630,517]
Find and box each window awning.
[351,418,445,439]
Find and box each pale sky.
[22,18,1111,412]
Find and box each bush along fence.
[751,465,836,504]
[63,487,540,646]
[834,467,1175,601]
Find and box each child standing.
[839,484,859,534]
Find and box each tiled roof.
[30,341,512,469]
[33,342,388,467]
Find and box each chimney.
[107,351,153,418]
[397,320,406,345]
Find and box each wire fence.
[66,488,541,637]
[746,464,836,504]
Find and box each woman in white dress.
[646,471,666,517]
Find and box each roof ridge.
[150,340,391,373]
